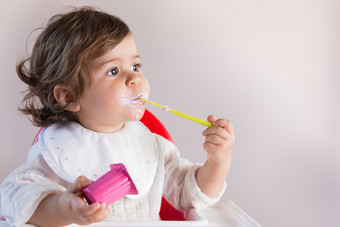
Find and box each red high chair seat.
[31,109,185,221]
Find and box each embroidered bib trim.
[38,121,158,199]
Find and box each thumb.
[207,115,217,124]
[69,176,93,194]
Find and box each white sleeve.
[0,154,67,226]
[154,134,226,211]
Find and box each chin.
[132,108,145,121]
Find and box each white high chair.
[0,110,260,226]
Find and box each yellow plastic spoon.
[139,98,213,127]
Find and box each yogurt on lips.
[120,92,149,120]
[120,91,149,105]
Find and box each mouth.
[121,92,149,105]
[131,92,148,105]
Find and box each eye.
[107,67,119,76]
[131,64,142,72]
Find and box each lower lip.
[130,99,145,105]
[120,96,145,105]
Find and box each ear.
[54,85,80,112]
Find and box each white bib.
[37,121,158,199]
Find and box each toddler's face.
[75,34,150,133]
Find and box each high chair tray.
[69,208,209,227]
[68,201,261,227]
[0,201,260,227]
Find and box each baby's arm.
[196,115,235,198]
[28,176,109,226]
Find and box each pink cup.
[82,163,138,205]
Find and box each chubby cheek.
[144,79,151,95]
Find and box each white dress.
[0,121,225,226]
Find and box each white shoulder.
[27,143,40,163]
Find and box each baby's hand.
[196,115,235,198]
[202,115,235,167]
[62,176,109,225]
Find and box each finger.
[70,196,94,215]
[221,120,234,135]
[205,134,225,146]
[83,203,109,223]
[203,141,219,152]
[202,125,229,139]
[212,118,234,135]
[71,195,89,208]
[76,201,102,217]
[69,197,95,223]
[69,176,93,194]
[207,115,217,123]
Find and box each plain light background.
[0,0,339,226]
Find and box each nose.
[126,72,142,87]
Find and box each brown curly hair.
[17,6,130,126]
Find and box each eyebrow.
[96,55,141,68]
